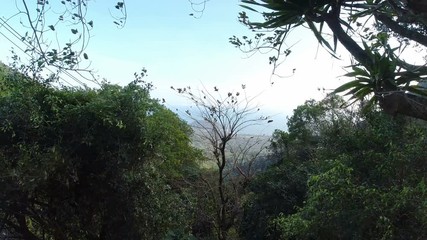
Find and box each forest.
[1,0,427,239]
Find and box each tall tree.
[273,110,427,239]
[241,95,427,239]
[174,85,270,240]
[233,0,427,121]
[240,95,349,239]
[0,68,200,239]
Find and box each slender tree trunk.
[217,146,228,240]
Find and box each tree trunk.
[379,92,427,121]
[325,11,427,121]
[217,146,228,240]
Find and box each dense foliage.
[1,62,427,240]
[0,68,201,239]
[241,96,427,239]
[3,1,427,239]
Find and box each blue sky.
[0,0,349,134]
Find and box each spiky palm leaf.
[241,0,338,55]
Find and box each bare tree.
[2,0,126,84]
[228,135,269,184]
[3,1,209,85]
[173,84,270,240]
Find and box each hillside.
[190,126,275,172]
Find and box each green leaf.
[333,79,372,94]
[354,87,373,99]
[345,83,371,97]
[306,19,337,58]
[405,86,427,97]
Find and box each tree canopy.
[234,0,427,121]
[0,67,201,239]
[242,95,427,239]
[3,1,427,239]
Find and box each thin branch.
[375,13,427,47]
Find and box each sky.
[0,0,350,134]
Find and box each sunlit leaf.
[333,79,372,94]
